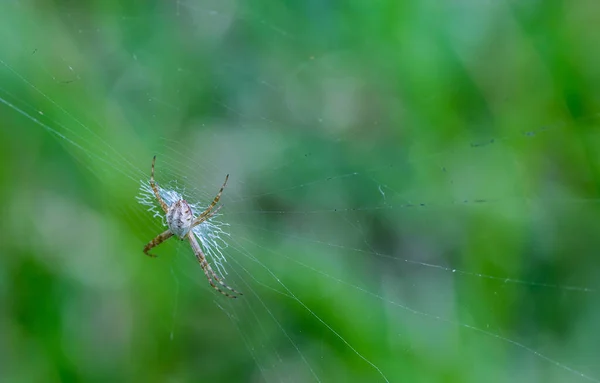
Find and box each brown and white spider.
[143,156,241,298]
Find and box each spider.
[143,156,241,298]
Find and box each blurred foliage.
[1,1,600,382]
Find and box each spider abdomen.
[167,200,194,238]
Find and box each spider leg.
[143,229,174,257]
[150,156,169,214]
[188,233,242,298]
[191,174,229,226]
[191,203,224,230]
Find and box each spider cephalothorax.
[142,156,241,298]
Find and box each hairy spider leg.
[188,233,242,298]
[143,229,174,257]
[150,156,169,214]
[192,203,224,230]
[191,174,229,226]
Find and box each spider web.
[1,1,600,382]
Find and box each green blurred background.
[1,1,600,382]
